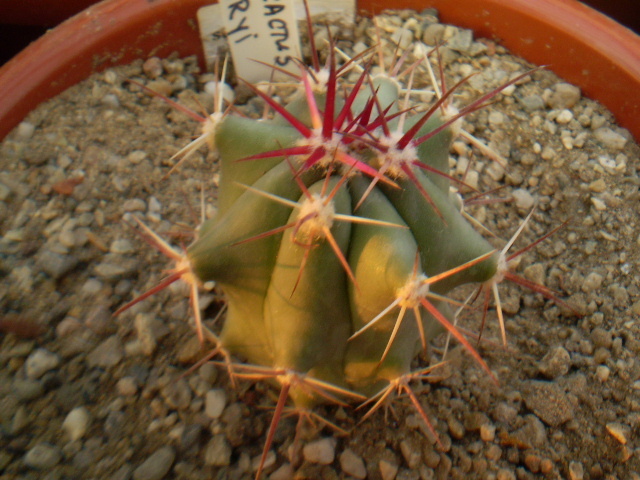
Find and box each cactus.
[118,16,575,479]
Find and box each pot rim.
[1,0,639,141]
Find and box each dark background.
[1,0,639,67]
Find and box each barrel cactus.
[118,25,571,479]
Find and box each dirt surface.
[1,10,639,480]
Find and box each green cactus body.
[183,63,500,406]
[108,17,579,480]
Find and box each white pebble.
[62,407,91,442]
[204,81,235,105]
[561,135,574,150]
[148,196,162,214]
[205,389,227,419]
[391,27,414,49]
[555,109,574,124]
[303,437,335,464]
[512,188,535,210]
[488,111,504,126]
[582,272,603,293]
[250,449,275,472]
[128,150,147,164]
[597,155,617,171]
[16,122,35,141]
[594,127,627,150]
[25,349,61,379]
[590,196,607,211]
[110,238,135,254]
[133,446,176,480]
[269,463,294,480]
[465,170,479,190]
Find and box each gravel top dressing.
[1,9,639,480]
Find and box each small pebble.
[110,238,135,254]
[16,122,36,141]
[24,443,62,469]
[391,27,414,49]
[143,57,164,79]
[555,109,573,124]
[62,406,91,442]
[399,439,421,468]
[12,378,45,401]
[25,349,61,379]
[523,381,574,427]
[123,198,147,212]
[134,313,159,356]
[569,461,584,480]
[250,450,275,472]
[447,28,473,53]
[11,406,29,435]
[87,335,124,368]
[488,110,505,126]
[35,249,79,280]
[339,449,366,479]
[593,127,627,150]
[496,468,516,480]
[581,272,603,293]
[539,458,554,474]
[590,196,607,211]
[187,360,214,385]
[447,417,466,440]
[303,437,335,464]
[523,263,545,285]
[590,327,612,349]
[512,415,547,448]
[480,423,496,442]
[538,345,571,379]
[94,262,130,279]
[205,389,227,419]
[133,446,176,480]
[161,377,192,410]
[101,94,120,108]
[548,83,581,109]
[595,365,610,382]
[204,81,235,104]
[204,435,232,466]
[128,150,148,164]
[605,422,629,444]
[512,189,535,210]
[520,95,544,111]
[422,23,445,45]
[485,444,502,461]
[117,376,139,396]
[379,459,399,480]
[588,179,606,193]
[269,463,294,480]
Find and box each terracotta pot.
[1,0,639,141]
